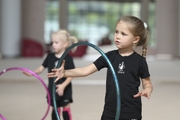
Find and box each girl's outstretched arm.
[23,65,45,76]
[48,60,98,82]
[134,77,153,99]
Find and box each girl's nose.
[116,33,121,39]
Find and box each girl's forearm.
[64,68,88,78]
[142,79,153,91]
[34,66,44,74]
[64,64,97,78]
[61,77,72,88]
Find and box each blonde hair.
[53,30,78,52]
[117,16,149,58]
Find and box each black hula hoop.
[52,41,121,120]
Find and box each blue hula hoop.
[52,41,121,120]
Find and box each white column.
[155,0,179,59]
[141,0,149,22]
[0,0,21,58]
[59,0,68,30]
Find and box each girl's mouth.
[115,41,121,45]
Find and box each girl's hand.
[22,71,32,76]
[47,60,65,82]
[56,84,65,96]
[133,88,152,99]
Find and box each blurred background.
[0,0,180,120]
[0,0,180,59]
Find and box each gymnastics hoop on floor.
[52,41,121,120]
[0,67,51,120]
[0,113,6,120]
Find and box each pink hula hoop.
[0,114,6,120]
[0,67,51,120]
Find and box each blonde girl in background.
[23,30,78,120]
[48,16,153,120]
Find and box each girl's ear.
[63,41,69,48]
[133,36,140,44]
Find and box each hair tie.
[67,33,70,37]
[143,22,148,29]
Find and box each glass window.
[44,1,155,47]
[68,1,141,45]
[148,2,156,47]
[44,1,59,44]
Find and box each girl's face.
[114,21,139,50]
[51,34,68,53]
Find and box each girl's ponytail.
[68,36,78,52]
[142,44,147,58]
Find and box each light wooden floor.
[1,57,180,120]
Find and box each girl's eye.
[121,32,126,36]
[115,30,118,34]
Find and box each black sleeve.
[93,51,114,71]
[139,58,150,78]
[42,54,49,68]
[64,55,75,70]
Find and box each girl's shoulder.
[105,50,118,61]
[133,52,146,60]
[65,54,73,59]
[132,52,148,66]
[106,49,119,57]
[64,54,74,62]
[46,52,55,57]
[106,49,118,55]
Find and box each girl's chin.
[115,44,121,47]
[116,46,124,49]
